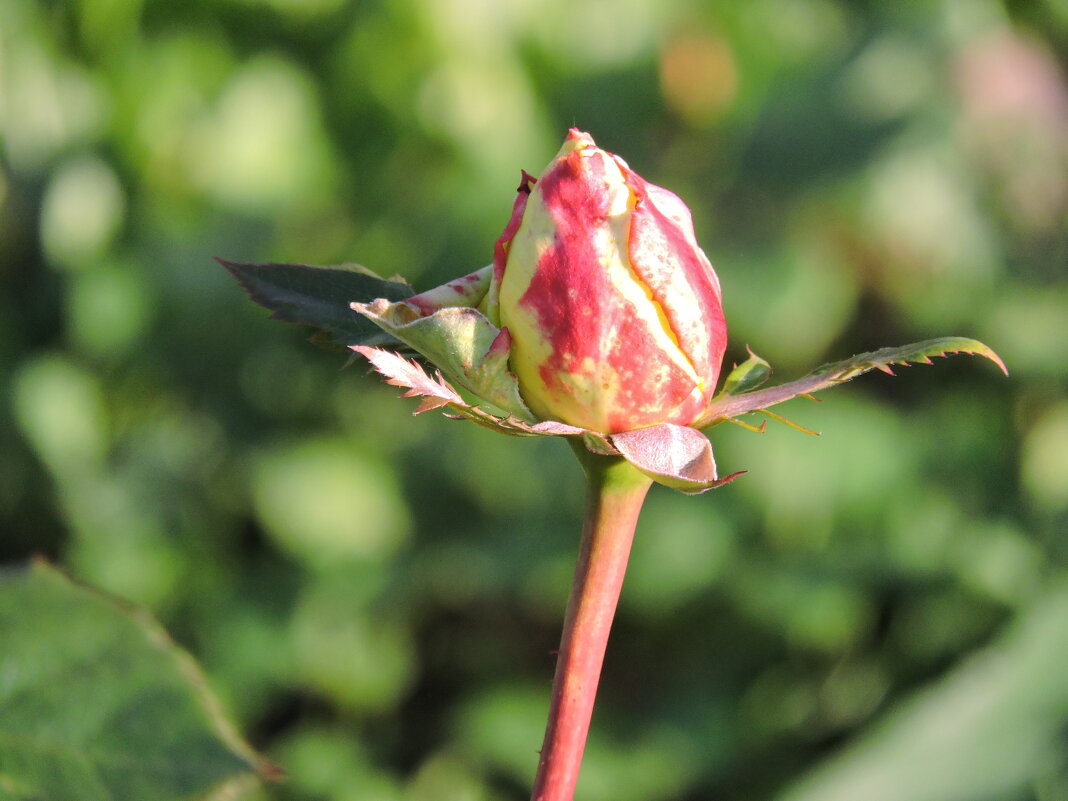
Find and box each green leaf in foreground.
[0,561,278,801]
[218,259,414,349]
[696,337,1007,429]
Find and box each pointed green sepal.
[696,336,1006,430]
[352,346,585,438]
[352,299,534,421]
[716,347,772,397]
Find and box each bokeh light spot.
[659,32,738,126]
[1021,401,1068,514]
[40,156,125,270]
[290,581,416,714]
[252,438,410,567]
[67,265,153,358]
[187,57,334,213]
[13,354,109,478]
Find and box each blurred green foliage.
[2,0,1066,799]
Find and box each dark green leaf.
[218,259,413,348]
[0,562,277,801]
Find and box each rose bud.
[490,129,727,433]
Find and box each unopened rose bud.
[490,129,727,433]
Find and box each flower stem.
[530,446,653,801]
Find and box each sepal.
[353,346,584,438]
[696,337,1006,430]
[717,347,771,396]
[352,299,534,421]
[609,424,744,494]
[353,347,744,494]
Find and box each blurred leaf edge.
[0,559,283,800]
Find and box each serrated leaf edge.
[696,336,1006,429]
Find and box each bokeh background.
[3,0,1067,799]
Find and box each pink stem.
[530,449,653,801]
